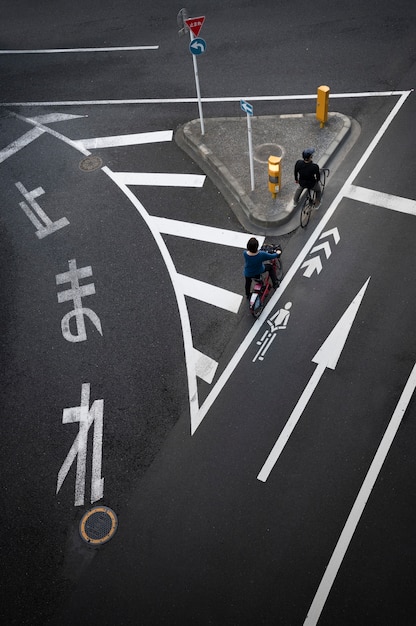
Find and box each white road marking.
[257,279,370,482]
[0,90,408,108]
[194,349,218,384]
[113,171,206,187]
[0,127,44,163]
[344,184,416,215]
[310,241,331,259]
[178,274,243,313]
[150,216,265,248]
[304,362,416,626]
[102,166,200,427]
[0,46,159,54]
[30,113,87,123]
[10,112,91,155]
[56,383,104,507]
[301,256,323,277]
[74,130,173,149]
[192,89,412,434]
[0,113,85,163]
[15,181,69,238]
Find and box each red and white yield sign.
[185,16,205,38]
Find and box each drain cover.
[79,506,118,545]
[254,143,284,163]
[79,155,103,171]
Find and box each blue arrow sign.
[189,37,207,55]
[240,99,253,116]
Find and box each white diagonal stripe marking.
[345,185,416,215]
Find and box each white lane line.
[74,130,173,149]
[0,127,44,163]
[344,184,416,215]
[150,216,265,248]
[10,111,90,156]
[113,172,205,187]
[304,362,416,626]
[0,90,408,107]
[191,89,413,434]
[178,274,243,313]
[0,113,86,164]
[0,46,159,54]
[194,349,218,385]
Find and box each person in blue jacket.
[243,237,281,298]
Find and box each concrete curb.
[175,112,352,233]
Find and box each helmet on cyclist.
[302,147,315,159]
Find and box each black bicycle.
[300,168,330,228]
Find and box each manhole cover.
[254,143,284,163]
[79,506,118,545]
[79,155,103,172]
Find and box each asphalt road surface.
[1,1,416,625]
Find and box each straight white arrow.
[257,277,371,482]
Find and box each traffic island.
[175,112,352,234]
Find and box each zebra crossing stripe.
[113,171,206,187]
[177,274,243,314]
[344,184,416,215]
[150,216,265,248]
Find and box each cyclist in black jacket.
[293,147,321,207]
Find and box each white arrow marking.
[304,360,416,625]
[190,41,205,52]
[257,278,371,482]
[301,256,323,277]
[310,241,331,259]
[321,227,340,245]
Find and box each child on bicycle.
[243,237,281,298]
[293,147,322,207]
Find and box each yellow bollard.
[316,85,330,128]
[268,156,281,199]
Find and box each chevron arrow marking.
[310,241,331,259]
[301,256,323,277]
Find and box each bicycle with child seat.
[249,244,283,318]
[299,168,330,228]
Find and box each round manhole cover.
[79,155,103,172]
[79,506,118,545]
[254,143,284,163]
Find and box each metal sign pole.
[189,31,205,136]
[247,113,254,191]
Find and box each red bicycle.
[249,244,283,318]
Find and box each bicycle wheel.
[319,168,329,200]
[300,197,312,228]
[251,294,263,318]
[275,256,283,282]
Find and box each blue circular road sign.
[189,37,207,55]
